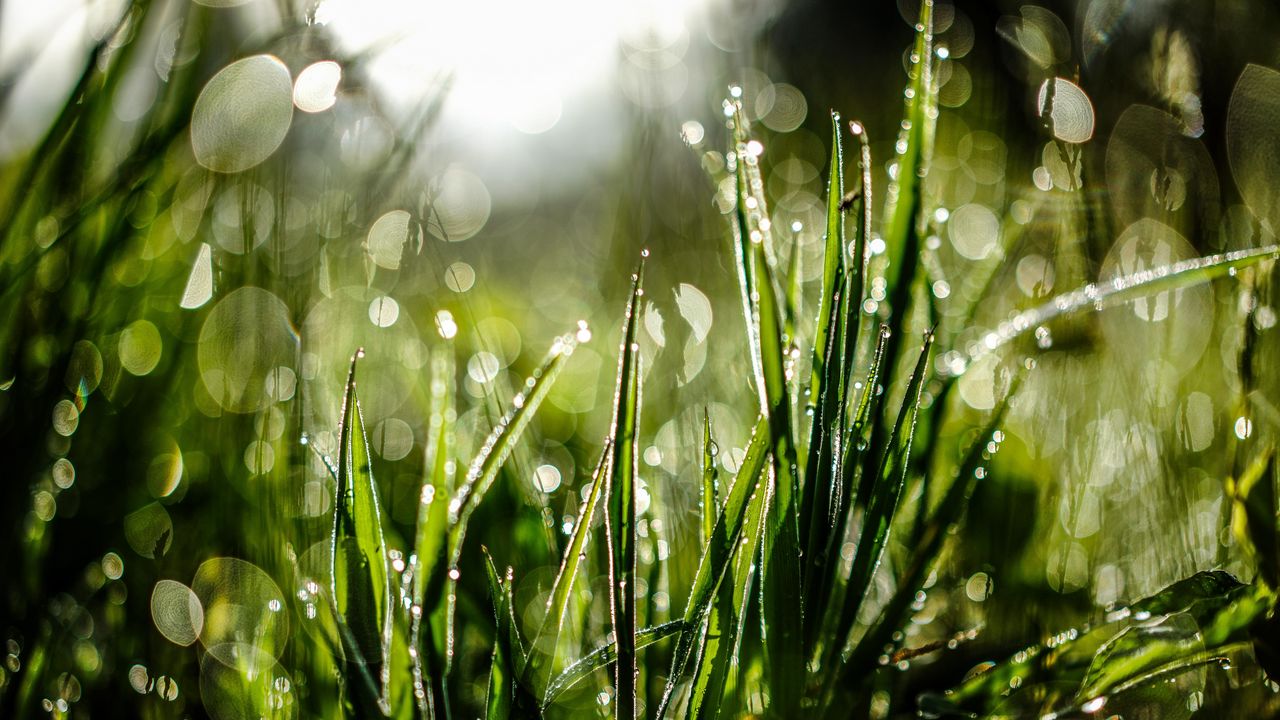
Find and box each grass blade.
[523,441,614,699]
[654,416,770,716]
[606,261,645,719]
[952,243,1280,376]
[752,240,806,713]
[825,332,934,677]
[432,330,580,678]
[330,350,392,705]
[701,410,719,546]
[482,549,538,719]
[541,621,686,707]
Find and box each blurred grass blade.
[1229,447,1278,589]
[330,350,392,703]
[482,549,538,719]
[524,441,613,698]
[655,416,770,716]
[541,621,685,707]
[606,261,644,719]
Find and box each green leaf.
[523,441,613,700]
[541,621,686,707]
[606,261,644,719]
[331,350,392,696]
[701,410,719,547]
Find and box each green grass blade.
[881,0,934,291]
[828,332,934,671]
[953,243,1280,376]
[411,348,457,717]
[541,621,686,707]
[654,416,770,716]
[844,398,1014,679]
[1230,448,1279,589]
[701,410,719,546]
[523,441,613,698]
[437,330,580,674]
[482,549,538,719]
[807,110,847,414]
[690,464,771,720]
[330,350,392,702]
[753,241,806,713]
[606,262,644,719]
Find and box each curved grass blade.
[523,441,613,699]
[606,262,644,719]
[655,416,770,717]
[330,350,392,706]
[950,243,1280,377]
[541,620,686,707]
[807,110,847,414]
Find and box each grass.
[3,0,1280,718]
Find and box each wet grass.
[3,1,1280,719]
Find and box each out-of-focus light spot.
[435,310,458,339]
[1037,77,1095,144]
[244,440,275,474]
[674,284,712,342]
[533,464,561,493]
[191,55,294,173]
[681,120,704,145]
[367,210,416,270]
[1032,166,1053,191]
[293,61,341,113]
[120,320,163,376]
[368,296,400,328]
[102,552,124,580]
[129,665,149,694]
[180,243,213,309]
[948,203,999,260]
[151,580,203,647]
[467,352,501,384]
[1015,254,1055,296]
[372,418,414,461]
[575,320,592,343]
[965,572,990,602]
[125,503,173,559]
[444,262,476,293]
[509,82,562,134]
[52,399,79,436]
[760,83,807,132]
[1235,416,1253,440]
[52,458,75,489]
[425,167,491,242]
